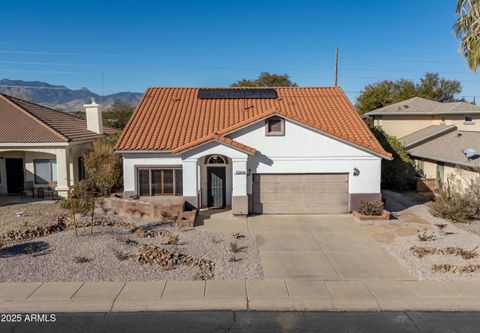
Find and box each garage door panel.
[252,174,348,214]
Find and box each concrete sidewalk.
[2,280,480,313]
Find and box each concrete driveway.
[198,211,413,281]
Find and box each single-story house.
[0,94,116,198]
[401,127,480,189]
[115,87,391,215]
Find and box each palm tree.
[454,0,480,72]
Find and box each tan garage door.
[252,174,349,214]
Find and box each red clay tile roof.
[115,87,391,158]
[0,93,117,143]
[173,132,256,155]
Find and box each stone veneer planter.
[102,195,197,227]
[352,210,390,221]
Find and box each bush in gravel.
[116,235,138,245]
[358,200,384,216]
[73,256,91,264]
[230,242,247,253]
[111,248,129,261]
[429,175,480,223]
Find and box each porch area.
[0,147,83,199]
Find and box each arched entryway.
[203,154,230,208]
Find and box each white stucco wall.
[120,118,383,202]
[122,153,183,193]
[228,119,382,194]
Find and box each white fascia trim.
[261,156,380,161]
[173,139,255,156]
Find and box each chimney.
[84,98,103,134]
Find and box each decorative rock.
[135,243,215,279]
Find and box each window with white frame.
[137,167,183,196]
[33,159,57,184]
[265,116,285,136]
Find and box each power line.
[0,50,143,58]
[0,68,97,74]
[343,57,463,64]
[0,60,112,67]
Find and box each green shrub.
[358,200,384,216]
[370,126,416,190]
[58,199,69,209]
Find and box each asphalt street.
[2,311,480,333]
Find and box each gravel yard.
[361,203,480,281]
[0,202,263,282]
[0,201,66,235]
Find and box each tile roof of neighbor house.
[0,93,117,143]
[399,125,457,148]
[365,97,480,116]
[409,130,480,168]
[115,87,391,158]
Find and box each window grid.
[137,167,182,196]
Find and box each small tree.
[59,197,82,237]
[60,180,96,236]
[83,134,122,196]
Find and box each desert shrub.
[358,200,384,216]
[82,134,122,197]
[230,242,247,253]
[370,126,416,190]
[58,199,70,209]
[73,256,91,264]
[111,248,128,261]
[429,176,479,223]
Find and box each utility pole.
[334,47,339,87]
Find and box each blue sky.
[1,0,478,103]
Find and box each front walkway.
[198,211,413,280]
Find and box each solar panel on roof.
[198,88,277,99]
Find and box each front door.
[207,167,226,207]
[6,158,24,194]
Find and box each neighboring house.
[365,96,480,138]
[403,128,480,188]
[365,97,480,188]
[0,94,116,198]
[115,87,391,216]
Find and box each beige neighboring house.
[365,97,480,188]
[0,94,116,198]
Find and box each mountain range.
[0,79,143,112]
